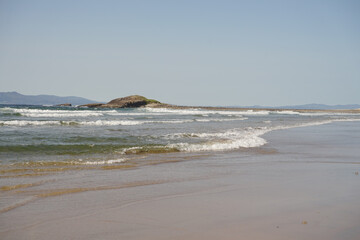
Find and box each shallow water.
[0,105,360,214]
[1,106,359,163]
[1,121,359,240]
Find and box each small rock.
[79,95,165,108]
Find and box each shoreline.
[1,121,359,239]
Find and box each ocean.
[0,105,360,212]
[1,105,360,239]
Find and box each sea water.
[1,105,359,168]
[1,105,360,213]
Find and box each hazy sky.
[1,0,359,106]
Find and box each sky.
[0,0,359,106]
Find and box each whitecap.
[7,108,118,117]
[166,118,360,153]
[0,120,61,126]
[80,159,126,165]
[145,108,268,116]
[195,117,247,122]
[273,110,359,116]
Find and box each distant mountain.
[231,103,360,110]
[0,92,99,106]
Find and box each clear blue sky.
[1,0,359,106]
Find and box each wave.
[4,118,356,153]
[165,118,360,152]
[0,108,117,117]
[195,117,247,122]
[145,108,359,117]
[19,112,104,117]
[79,159,126,165]
[1,118,358,158]
[145,108,269,116]
[0,117,247,126]
[2,107,358,119]
[2,111,359,156]
[67,120,193,126]
[273,110,359,116]
[167,127,269,152]
[0,120,63,126]
[73,120,194,126]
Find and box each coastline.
[1,121,359,240]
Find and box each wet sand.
[1,122,360,240]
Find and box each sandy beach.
[1,121,359,240]
[2,0,360,239]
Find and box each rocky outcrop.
[102,95,160,108]
[79,95,164,108]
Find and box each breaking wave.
[1,107,258,118]
[1,118,359,159]
[165,118,360,152]
[5,108,108,117]
[145,108,270,116]
[79,159,126,165]
[273,110,359,116]
[0,117,246,126]
[0,120,62,126]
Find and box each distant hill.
[231,103,360,110]
[0,92,99,106]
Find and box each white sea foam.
[238,110,270,116]
[106,111,165,116]
[274,110,300,115]
[78,120,143,126]
[77,118,246,126]
[79,119,195,126]
[170,130,268,152]
[5,108,121,117]
[78,118,243,125]
[165,127,270,152]
[1,114,358,128]
[145,108,269,116]
[0,120,141,126]
[0,120,62,126]
[118,146,142,154]
[20,112,104,117]
[273,110,359,116]
[167,118,360,153]
[80,158,126,165]
[195,117,247,122]
[0,119,195,126]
